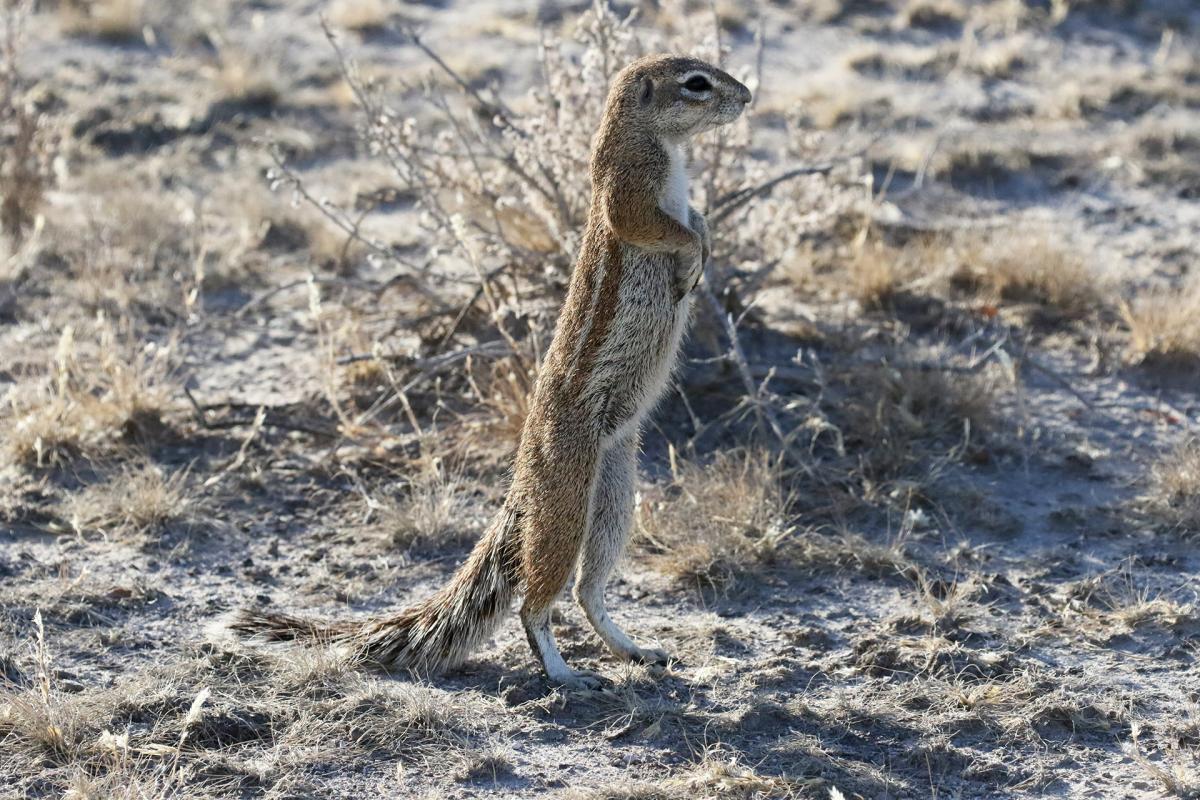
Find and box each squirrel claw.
[631,646,671,666]
[551,669,605,691]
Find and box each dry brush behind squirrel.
[233,55,752,688]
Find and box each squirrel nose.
[738,84,752,104]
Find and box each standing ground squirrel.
[233,55,752,688]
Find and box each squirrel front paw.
[672,238,704,303]
[670,209,709,303]
[688,207,710,267]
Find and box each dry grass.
[466,355,533,449]
[2,623,500,797]
[636,449,795,589]
[1,617,88,777]
[835,358,1000,483]
[61,462,194,539]
[897,0,965,30]
[212,48,281,108]
[1,1,55,249]
[327,0,392,34]
[568,747,810,799]
[838,232,1099,321]
[364,455,475,551]
[1130,728,1200,799]
[1121,281,1200,370]
[844,236,945,310]
[1139,438,1200,534]
[798,528,916,579]
[57,0,145,42]
[950,234,1102,317]
[1044,568,1197,643]
[36,174,196,318]
[3,321,177,468]
[799,77,896,129]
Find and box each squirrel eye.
[683,75,712,92]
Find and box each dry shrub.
[845,235,947,310]
[1140,438,1200,534]
[950,233,1100,317]
[213,47,281,107]
[3,320,177,468]
[836,359,999,483]
[1,1,56,249]
[466,355,532,448]
[327,0,392,34]
[636,449,794,589]
[1121,282,1200,370]
[57,0,145,42]
[269,1,859,435]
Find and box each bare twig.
[335,340,512,369]
[710,164,834,224]
[184,385,338,438]
[399,25,525,137]
[699,277,788,444]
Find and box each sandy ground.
[2,1,1198,798]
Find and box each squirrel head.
[608,55,752,140]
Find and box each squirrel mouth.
[717,103,746,124]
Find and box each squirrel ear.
[639,76,654,106]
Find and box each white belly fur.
[661,144,689,226]
[588,249,693,447]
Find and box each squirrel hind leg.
[520,601,602,690]
[574,435,670,667]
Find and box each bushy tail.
[232,508,522,672]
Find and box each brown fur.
[232,55,751,686]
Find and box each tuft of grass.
[327,0,392,34]
[0,613,87,764]
[57,0,145,42]
[1,1,55,249]
[3,322,176,468]
[912,572,984,632]
[1121,282,1200,370]
[636,450,795,589]
[897,0,964,30]
[62,462,194,539]
[213,48,281,108]
[568,747,809,799]
[836,357,999,483]
[367,456,474,551]
[950,234,1101,318]
[1129,728,1200,799]
[1140,439,1200,534]
[844,236,946,311]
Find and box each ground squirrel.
[233,55,752,688]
